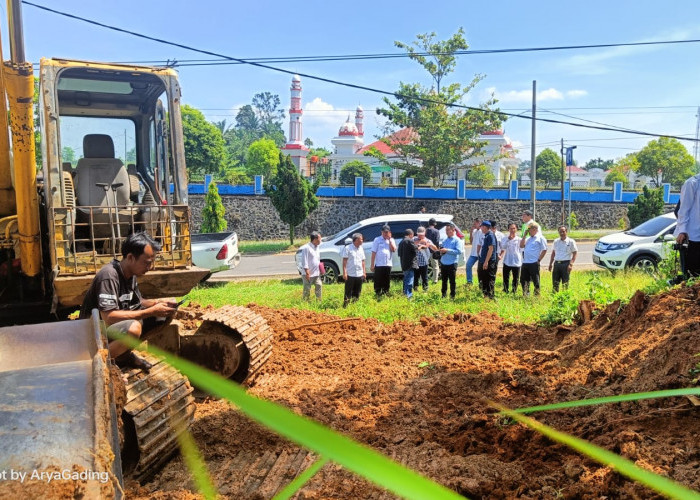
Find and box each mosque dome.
[339,116,360,136]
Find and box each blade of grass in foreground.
[107,328,464,500]
[175,426,218,500]
[508,388,700,414]
[494,403,700,500]
[273,456,329,500]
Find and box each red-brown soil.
[128,284,700,499]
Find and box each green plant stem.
[175,427,218,500]
[273,456,329,500]
[493,403,700,500]
[508,387,700,414]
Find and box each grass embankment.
[238,239,301,254]
[541,229,618,241]
[188,270,656,325]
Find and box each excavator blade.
[0,313,123,498]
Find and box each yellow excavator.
[0,1,272,496]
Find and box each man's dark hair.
[310,231,321,241]
[381,225,391,232]
[405,228,414,237]
[122,232,161,259]
[491,220,498,228]
[428,218,437,226]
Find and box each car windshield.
[324,222,362,242]
[626,215,675,237]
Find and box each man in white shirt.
[519,222,548,296]
[548,225,578,292]
[674,173,700,278]
[301,231,322,301]
[342,233,366,307]
[499,223,522,294]
[370,225,397,296]
[491,220,505,256]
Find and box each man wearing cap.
[548,225,578,292]
[425,218,441,284]
[477,220,498,299]
[370,224,397,297]
[439,223,463,299]
[521,210,540,237]
[519,222,548,296]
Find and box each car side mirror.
[344,238,352,245]
[663,234,676,242]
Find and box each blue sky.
[13,0,700,165]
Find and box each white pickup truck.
[191,232,241,275]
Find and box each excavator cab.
[38,59,208,310]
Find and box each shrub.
[201,181,227,233]
[339,160,372,185]
[627,186,664,228]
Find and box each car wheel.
[629,255,657,273]
[322,261,340,284]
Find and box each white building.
[329,107,365,179]
[457,130,519,185]
[280,75,309,175]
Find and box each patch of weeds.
[495,415,516,428]
[688,354,700,384]
[540,289,578,325]
[586,272,615,305]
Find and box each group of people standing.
[298,210,580,305]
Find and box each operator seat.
[74,134,131,239]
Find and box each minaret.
[288,75,303,145]
[355,105,364,137]
[280,75,310,175]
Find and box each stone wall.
[189,195,675,239]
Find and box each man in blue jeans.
[397,228,418,298]
[439,223,463,299]
[465,218,482,285]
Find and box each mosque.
[281,75,520,185]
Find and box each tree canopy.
[376,28,502,187]
[627,186,664,228]
[467,164,495,188]
[182,104,228,177]
[246,138,280,178]
[636,137,695,188]
[339,160,372,185]
[265,153,319,244]
[583,158,614,170]
[535,148,563,186]
[200,181,227,233]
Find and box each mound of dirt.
[130,286,700,499]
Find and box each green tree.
[304,138,314,148]
[627,186,664,228]
[265,153,319,244]
[604,169,629,188]
[376,28,502,187]
[339,160,372,185]
[246,138,280,178]
[61,146,77,166]
[467,164,495,187]
[182,104,227,176]
[200,181,227,233]
[252,92,286,147]
[583,157,614,170]
[636,137,695,188]
[535,148,563,187]
[235,105,259,131]
[398,164,432,184]
[222,166,251,185]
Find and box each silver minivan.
[296,214,465,283]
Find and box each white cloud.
[304,97,351,128]
[487,86,571,103]
[566,90,588,98]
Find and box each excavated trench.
[127,285,700,499]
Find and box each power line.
[23,1,699,143]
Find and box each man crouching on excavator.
[79,231,177,372]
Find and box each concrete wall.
[189,195,675,240]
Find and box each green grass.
[188,269,656,325]
[541,229,618,241]
[238,239,301,254]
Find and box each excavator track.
[179,305,273,384]
[120,353,195,481]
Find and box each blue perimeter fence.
[193,175,680,205]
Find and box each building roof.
[566,165,587,173]
[357,128,415,155]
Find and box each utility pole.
[530,81,536,219]
[560,138,565,225]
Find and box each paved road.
[211,242,599,281]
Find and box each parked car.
[592,212,676,272]
[192,232,241,276]
[296,214,465,283]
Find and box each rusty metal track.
[200,305,274,384]
[121,353,195,481]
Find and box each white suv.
[296,214,465,283]
[593,212,677,272]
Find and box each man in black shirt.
[425,218,441,284]
[80,232,177,371]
